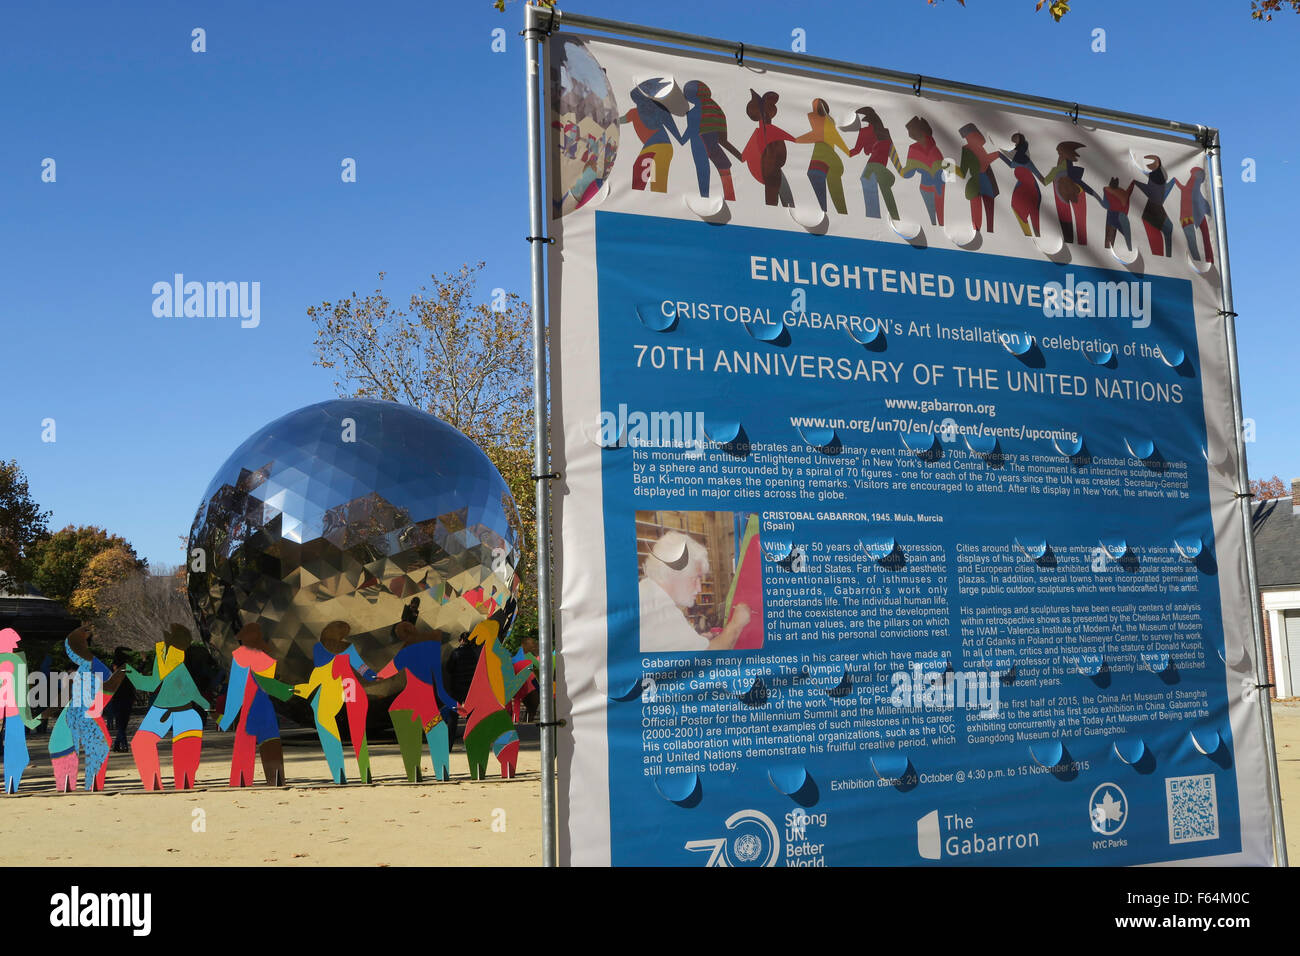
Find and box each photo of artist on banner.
[636,510,764,652]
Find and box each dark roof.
[0,573,81,644]
[1253,497,1300,588]
[0,572,34,597]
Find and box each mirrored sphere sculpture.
[550,35,620,216]
[187,399,522,687]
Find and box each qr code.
[1166,774,1219,844]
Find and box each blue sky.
[2,0,1295,569]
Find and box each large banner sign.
[544,21,1274,865]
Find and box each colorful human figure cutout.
[621,78,682,193]
[48,626,122,792]
[377,621,457,782]
[741,90,795,207]
[294,620,378,784]
[508,648,538,724]
[218,622,292,787]
[901,116,947,226]
[565,131,608,211]
[849,107,903,220]
[1175,166,1214,263]
[125,624,210,791]
[999,133,1046,237]
[681,80,741,200]
[560,120,579,158]
[1042,141,1099,245]
[462,599,530,780]
[1135,154,1175,257]
[1102,176,1137,251]
[795,98,851,214]
[0,628,40,793]
[956,123,1001,234]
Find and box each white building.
[1254,480,1300,698]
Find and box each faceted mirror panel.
[187,399,523,689]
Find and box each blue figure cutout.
[621,78,684,193]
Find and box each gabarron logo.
[596,404,706,450]
[917,810,1041,860]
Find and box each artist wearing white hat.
[639,530,750,652]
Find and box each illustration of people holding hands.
[955,123,1002,234]
[1041,141,1100,244]
[999,132,1046,237]
[901,116,947,226]
[795,98,851,214]
[848,107,904,220]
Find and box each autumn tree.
[28,526,145,609]
[69,546,142,618]
[1251,475,1290,500]
[91,567,194,654]
[1252,1,1300,18]
[308,263,540,638]
[0,460,51,588]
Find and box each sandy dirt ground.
[0,727,542,866]
[4,706,1300,867]
[1267,699,1300,863]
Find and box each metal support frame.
[525,3,1287,867]
[524,3,558,868]
[1206,131,1289,866]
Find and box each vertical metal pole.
[1207,130,1288,867]
[524,2,558,868]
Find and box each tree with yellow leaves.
[308,263,540,640]
[69,547,141,618]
